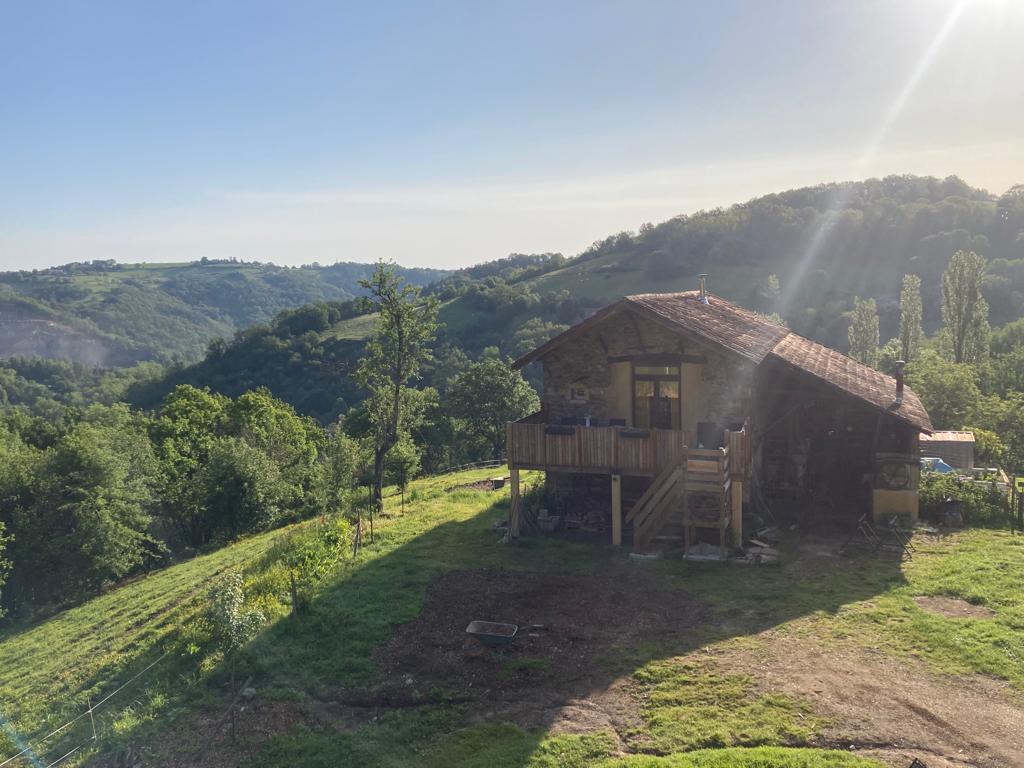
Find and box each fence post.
[290,571,299,620]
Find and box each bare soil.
[131,566,1024,768]
[913,595,996,619]
[716,632,1024,768]
[374,567,706,737]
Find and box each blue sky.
[2,0,1022,270]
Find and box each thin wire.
[0,652,168,768]
[42,735,94,768]
[1,502,362,767]
[90,652,168,710]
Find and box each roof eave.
[765,351,933,433]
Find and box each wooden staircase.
[626,447,733,553]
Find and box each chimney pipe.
[894,360,905,405]
[698,274,709,304]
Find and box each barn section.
[920,431,975,470]
[755,337,930,526]
[507,288,933,550]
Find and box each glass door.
[633,365,680,429]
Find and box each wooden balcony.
[506,416,751,547]
[507,418,687,476]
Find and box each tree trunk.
[372,445,386,506]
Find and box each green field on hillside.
[1,469,1021,767]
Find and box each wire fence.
[1,460,511,767]
[1,651,169,768]
[432,458,505,477]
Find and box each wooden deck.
[506,421,688,476]
[506,417,750,548]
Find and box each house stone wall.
[540,308,755,430]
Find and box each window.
[633,368,680,429]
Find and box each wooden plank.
[633,467,683,528]
[611,474,622,546]
[509,468,521,537]
[626,462,677,522]
[636,478,685,545]
[730,478,743,547]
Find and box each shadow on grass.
[88,489,906,768]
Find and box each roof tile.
[769,334,933,432]
[625,291,789,362]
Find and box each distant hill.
[0,259,450,366]
[10,174,1024,422]
[424,175,1024,357]
[124,175,1024,424]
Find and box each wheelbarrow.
[465,620,518,647]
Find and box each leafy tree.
[756,274,781,314]
[963,426,1007,469]
[971,392,1024,472]
[0,522,9,617]
[200,437,288,539]
[941,250,990,363]
[354,263,438,509]
[875,337,903,374]
[898,274,923,362]
[225,388,324,514]
[511,319,569,358]
[847,296,879,367]
[384,436,421,512]
[7,405,160,605]
[448,358,540,459]
[322,427,364,516]
[207,570,264,682]
[151,385,229,546]
[905,349,980,429]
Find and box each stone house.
[506,285,933,551]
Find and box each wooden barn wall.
[751,360,917,508]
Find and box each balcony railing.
[507,419,688,476]
[507,415,750,479]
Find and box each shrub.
[207,571,265,656]
[919,472,1011,528]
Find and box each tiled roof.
[625,292,789,363]
[513,290,934,432]
[921,431,975,442]
[769,334,933,432]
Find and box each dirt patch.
[374,567,707,732]
[913,595,996,619]
[715,633,1024,768]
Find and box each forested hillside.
[427,175,1024,358]
[115,175,1024,424]
[0,259,447,366]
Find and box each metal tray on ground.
[465,620,518,646]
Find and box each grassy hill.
[1,468,1022,767]
[332,174,1024,358]
[9,174,1024,422]
[0,260,449,366]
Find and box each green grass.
[2,470,1021,768]
[628,659,821,753]
[323,311,380,341]
[0,526,294,740]
[832,530,1024,686]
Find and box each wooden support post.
[611,473,622,547]
[731,478,744,547]
[510,468,521,537]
